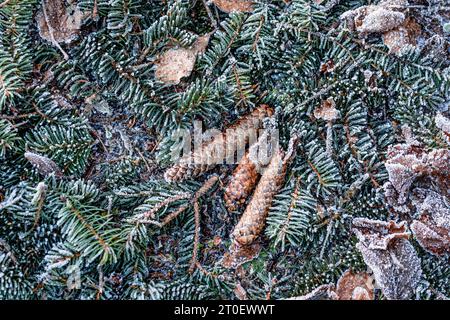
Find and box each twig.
[139,192,191,221]
[189,175,219,273]
[0,0,12,8]
[189,200,201,273]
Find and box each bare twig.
[189,175,219,273]
[0,0,12,8]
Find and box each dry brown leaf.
[410,190,450,256]
[383,18,422,54]
[411,219,450,256]
[313,97,339,121]
[155,34,211,85]
[155,48,196,85]
[319,59,335,73]
[222,241,262,269]
[212,0,254,13]
[36,0,84,44]
[335,270,374,300]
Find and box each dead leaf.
[234,282,248,300]
[319,59,335,73]
[36,0,84,44]
[410,190,450,256]
[222,241,262,269]
[155,48,196,84]
[212,0,254,13]
[352,218,422,300]
[383,18,422,54]
[411,219,450,256]
[313,98,339,121]
[335,270,374,300]
[340,1,407,34]
[155,34,211,85]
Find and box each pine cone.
[223,126,276,212]
[231,147,286,245]
[230,134,298,245]
[164,105,273,182]
[224,152,259,212]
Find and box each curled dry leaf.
[335,270,374,300]
[384,141,428,205]
[352,217,422,300]
[410,190,450,256]
[212,0,254,13]
[313,97,339,121]
[36,0,84,44]
[155,34,211,85]
[24,151,63,177]
[411,219,450,256]
[384,138,450,212]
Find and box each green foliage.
[0,0,448,300]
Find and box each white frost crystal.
[352,218,422,300]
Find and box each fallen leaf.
[212,0,254,13]
[383,18,421,54]
[352,218,422,300]
[234,282,248,300]
[335,270,374,300]
[36,0,84,44]
[313,97,340,121]
[155,34,211,85]
[340,0,407,34]
[411,219,450,256]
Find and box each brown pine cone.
[224,152,259,212]
[231,134,298,246]
[231,148,286,245]
[164,105,273,182]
